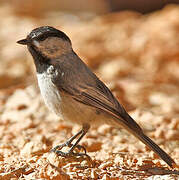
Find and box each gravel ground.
[0,4,179,179]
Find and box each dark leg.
[51,124,90,157]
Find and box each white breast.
[37,71,63,119]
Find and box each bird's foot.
[52,150,88,158]
[51,143,87,158]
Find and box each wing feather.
[51,54,141,132]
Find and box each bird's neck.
[28,46,50,74]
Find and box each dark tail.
[137,132,175,168]
[114,111,176,168]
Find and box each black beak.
[17,38,28,45]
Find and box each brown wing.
[51,53,141,132]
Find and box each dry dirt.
[0,4,179,180]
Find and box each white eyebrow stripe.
[33,40,40,47]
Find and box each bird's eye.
[36,35,47,41]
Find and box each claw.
[51,143,87,158]
[54,150,87,158]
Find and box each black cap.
[17,26,71,45]
[28,26,71,42]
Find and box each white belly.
[37,72,63,119]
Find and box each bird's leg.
[51,130,86,153]
[51,124,90,157]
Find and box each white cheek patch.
[33,40,40,47]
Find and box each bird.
[17,26,176,168]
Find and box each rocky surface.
[0,4,179,179]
